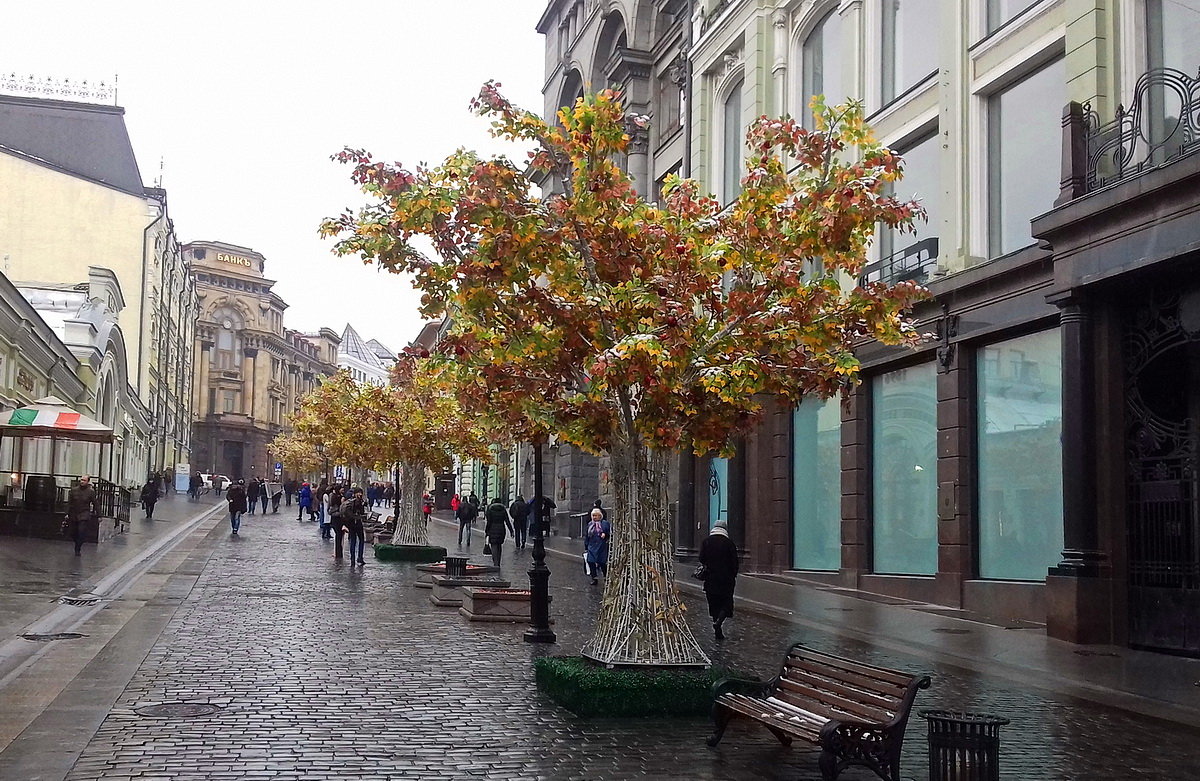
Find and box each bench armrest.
[711,675,771,701]
[819,718,897,767]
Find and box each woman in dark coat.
[698,519,739,640]
[140,478,160,519]
[483,498,515,568]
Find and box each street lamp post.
[525,439,556,643]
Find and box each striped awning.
[0,396,114,443]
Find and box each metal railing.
[859,237,938,287]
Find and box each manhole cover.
[20,632,86,642]
[932,628,972,635]
[135,703,223,718]
[58,595,101,607]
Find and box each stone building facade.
[185,241,339,481]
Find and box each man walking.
[226,479,247,535]
[297,481,313,521]
[456,492,479,547]
[66,475,98,556]
[246,478,257,515]
[140,477,160,520]
[284,479,296,507]
[698,519,739,640]
[509,494,529,550]
[344,488,367,565]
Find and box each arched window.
[721,79,744,205]
[801,9,843,126]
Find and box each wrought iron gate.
[1125,290,1200,655]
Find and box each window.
[223,392,235,413]
[792,397,841,570]
[871,363,937,575]
[1147,0,1200,72]
[987,57,1065,257]
[801,9,843,124]
[986,0,1040,34]
[879,131,940,262]
[882,0,939,103]
[656,68,684,140]
[977,329,1063,580]
[721,80,744,205]
[708,456,729,528]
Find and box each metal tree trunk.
[392,460,429,546]
[580,438,709,667]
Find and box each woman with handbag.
[698,519,739,640]
[583,508,610,586]
[483,498,514,568]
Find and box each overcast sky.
[1,1,547,352]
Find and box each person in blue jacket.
[584,507,610,586]
[297,481,313,521]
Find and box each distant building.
[0,90,196,483]
[185,241,339,480]
[338,324,394,386]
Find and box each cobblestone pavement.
[59,512,1200,781]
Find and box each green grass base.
[373,544,447,563]
[534,656,736,718]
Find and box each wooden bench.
[707,642,931,781]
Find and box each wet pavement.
[1,506,1198,780]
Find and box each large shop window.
[721,80,744,205]
[802,9,844,126]
[708,456,729,528]
[977,329,1063,580]
[792,397,842,570]
[872,363,938,575]
[882,0,939,104]
[987,57,1065,257]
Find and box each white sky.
[0,0,547,352]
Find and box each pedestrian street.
[0,504,1193,780]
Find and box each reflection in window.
[793,397,842,570]
[708,456,729,528]
[986,0,1039,34]
[882,0,939,103]
[802,9,843,126]
[1147,0,1200,72]
[880,131,940,261]
[988,57,1065,257]
[872,363,937,575]
[977,329,1063,580]
[721,80,744,205]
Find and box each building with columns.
[185,241,339,481]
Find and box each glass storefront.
[872,363,938,575]
[977,329,1063,580]
[792,397,842,570]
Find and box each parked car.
[200,474,230,489]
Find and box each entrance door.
[222,441,244,482]
[1125,289,1200,655]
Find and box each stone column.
[624,116,651,198]
[770,8,788,115]
[935,325,972,608]
[242,348,258,418]
[197,341,212,416]
[1046,299,1114,643]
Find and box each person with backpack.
[343,488,367,565]
[226,480,248,536]
[483,497,515,568]
[509,494,529,550]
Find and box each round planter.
[534,655,736,718]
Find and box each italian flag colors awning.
[7,408,81,428]
[0,397,114,443]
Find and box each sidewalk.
[431,511,1200,728]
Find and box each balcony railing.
[1059,67,1200,201]
[859,237,939,287]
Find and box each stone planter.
[430,575,511,607]
[534,656,733,718]
[458,587,552,622]
[373,544,446,563]
[414,561,499,589]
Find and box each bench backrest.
[770,643,931,729]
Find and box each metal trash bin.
[444,556,468,578]
[920,710,1009,781]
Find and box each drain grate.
[135,703,223,718]
[1074,649,1120,658]
[824,607,854,611]
[20,632,86,642]
[931,627,972,635]
[58,595,101,607]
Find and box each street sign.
[334,465,345,479]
